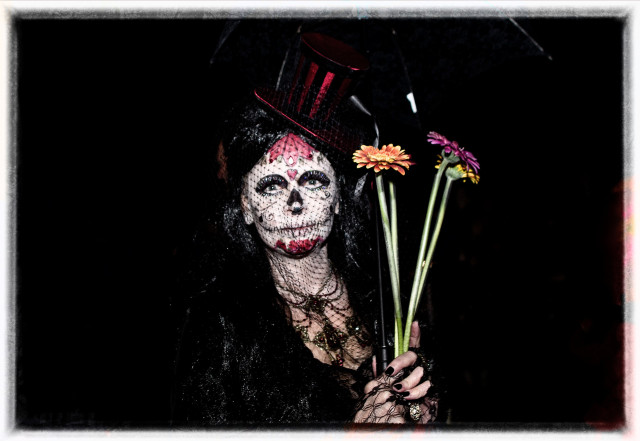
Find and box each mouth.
[281,225,315,238]
[261,218,330,237]
[283,224,314,232]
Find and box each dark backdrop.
[15,17,624,429]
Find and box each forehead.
[247,133,335,176]
[267,133,316,166]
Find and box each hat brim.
[254,87,364,156]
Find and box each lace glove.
[352,350,437,423]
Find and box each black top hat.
[254,33,372,156]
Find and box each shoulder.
[173,281,245,425]
[175,271,283,371]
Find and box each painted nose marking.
[287,189,303,210]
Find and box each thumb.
[408,321,421,348]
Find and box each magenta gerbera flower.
[427,131,480,174]
[457,149,480,174]
[427,132,460,155]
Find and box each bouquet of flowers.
[353,132,480,356]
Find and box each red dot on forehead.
[268,133,316,166]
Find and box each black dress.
[172,270,374,427]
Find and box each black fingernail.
[393,384,402,390]
[385,367,395,376]
[400,391,410,397]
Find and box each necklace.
[270,260,371,367]
[293,314,370,367]
[276,270,341,308]
[285,273,371,367]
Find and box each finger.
[364,389,394,406]
[356,401,404,424]
[364,379,379,394]
[403,378,433,401]
[391,366,424,392]
[408,321,421,348]
[372,394,404,424]
[354,391,400,423]
[375,390,394,406]
[372,355,377,378]
[383,351,418,378]
[364,374,398,394]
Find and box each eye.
[256,175,288,196]
[299,170,330,191]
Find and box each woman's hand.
[354,322,436,424]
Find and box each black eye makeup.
[255,175,288,196]
[299,170,331,191]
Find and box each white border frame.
[0,2,636,440]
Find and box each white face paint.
[241,133,339,256]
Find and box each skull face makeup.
[241,133,339,256]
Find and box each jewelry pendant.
[313,330,329,351]
[331,353,344,367]
[323,322,347,351]
[345,316,371,347]
[305,298,326,315]
[294,325,310,343]
[345,316,361,335]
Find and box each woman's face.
[241,133,339,256]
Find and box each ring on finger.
[408,402,421,422]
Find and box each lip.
[282,225,313,231]
[285,225,315,238]
[263,223,318,233]
[260,217,331,234]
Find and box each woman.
[173,32,440,426]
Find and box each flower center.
[369,152,394,162]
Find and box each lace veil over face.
[241,133,339,256]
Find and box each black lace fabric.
[274,259,374,371]
[174,276,443,426]
[328,354,375,401]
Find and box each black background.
[15,17,624,429]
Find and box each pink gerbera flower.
[427,131,480,174]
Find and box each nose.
[286,189,304,214]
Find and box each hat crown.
[255,32,372,154]
[301,32,370,73]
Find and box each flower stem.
[403,175,453,353]
[416,176,453,308]
[389,181,401,356]
[403,158,449,353]
[375,174,403,356]
[389,180,399,286]
[390,181,398,254]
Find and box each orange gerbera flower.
[352,144,413,175]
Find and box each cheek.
[315,189,338,215]
[250,195,282,221]
[305,188,335,204]
[301,192,330,217]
